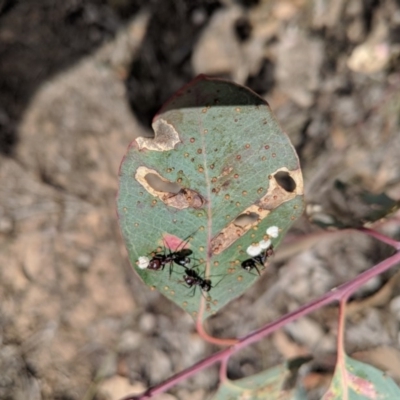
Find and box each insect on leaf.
[117,75,304,321]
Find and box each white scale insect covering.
[246,244,263,257]
[137,256,150,269]
[266,225,279,238]
[259,239,271,249]
[246,226,279,256]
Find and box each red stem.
[357,227,400,250]
[123,249,400,400]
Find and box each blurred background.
[1,0,400,399]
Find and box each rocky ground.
[1,0,400,399]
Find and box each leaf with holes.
[117,75,304,321]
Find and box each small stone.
[139,313,156,333]
[0,216,13,234]
[118,331,142,353]
[98,376,145,400]
[76,252,92,270]
[390,296,400,322]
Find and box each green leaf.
[212,359,308,400]
[117,75,304,320]
[322,354,400,399]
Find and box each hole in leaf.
[136,167,207,210]
[145,173,181,194]
[274,171,296,192]
[136,118,181,151]
[233,212,259,227]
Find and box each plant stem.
[358,227,400,249]
[124,249,400,400]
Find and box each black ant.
[180,262,228,297]
[148,248,192,271]
[147,232,196,276]
[241,246,274,276]
[181,266,213,297]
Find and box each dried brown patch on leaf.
[136,118,181,151]
[221,165,233,177]
[211,206,272,254]
[135,166,206,209]
[211,167,303,254]
[211,224,243,255]
[164,188,206,209]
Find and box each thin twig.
[123,249,400,400]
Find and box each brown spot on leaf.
[164,188,206,209]
[221,166,233,176]
[221,180,231,189]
